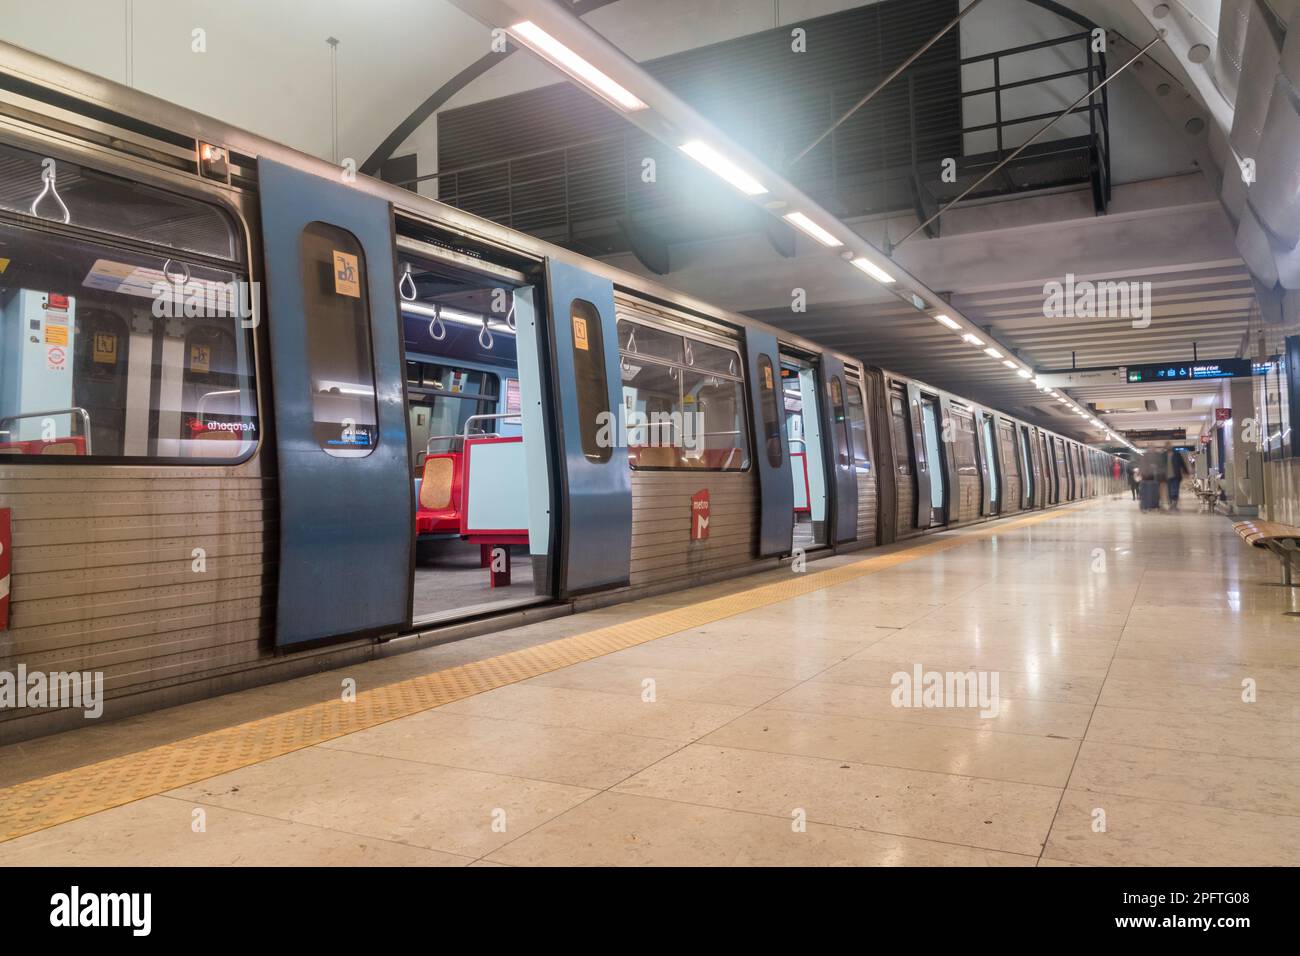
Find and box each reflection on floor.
[413,539,539,623]
[6,500,1300,866]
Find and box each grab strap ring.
[162,258,191,285]
[428,306,447,342]
[478,320,494,350]
[30,159,71,225]
[399,263,417,301]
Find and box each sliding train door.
[257,159,413,647]
[781,350,829,549]
[819,354,858,545]
[545,260,631,594]
[744,329,793,556]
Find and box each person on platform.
[1129,464,1141,501]
[1165,447,1189,511]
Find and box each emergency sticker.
[93,332,118,364]
[44,324,68,346]
[573,315,589,351]
[190,344,211,374]
[333,251,361,298]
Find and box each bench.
[1233,520,1300,585]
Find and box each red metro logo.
[690,489,710,541]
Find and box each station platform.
[2,497,1298,867]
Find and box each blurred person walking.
[1165,447,1188,511]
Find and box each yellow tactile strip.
[0,503,1087,843]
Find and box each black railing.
[406,30,1110,258]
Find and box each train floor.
[413,540,539,623]
[3,495,1300,866]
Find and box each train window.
[571,298,612,463]
[845,379,870,471]
[617,318,683,365]
[0,220,257,461]
[300,222,378,457]
[618,316,750,471]
[405,361,500,466]
[0,142,240,261]
[756,353,782,468]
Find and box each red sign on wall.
[1215,407,1232,422]
[0,508,10,631]
[690,489,710,541]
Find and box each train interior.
[397,250,553,625]
[780,354,828,550]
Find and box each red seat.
[415,452,463,536]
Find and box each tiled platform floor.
[3,498,1299,866]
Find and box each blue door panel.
[544,259,631,594]
[818,354,858,543]
[743,329,793,556]
[258,158,412,647]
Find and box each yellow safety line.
[0,502,1091,844]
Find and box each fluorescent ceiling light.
[984,347,1003,359]
[783,212,842,247]
[1057,397,1068,403]
[1017,368,1033,379]
[1002,359,1017,369]
[849,257,895,284]
[508,21,647,112]
[933,314,960,330]
[961,333,985,346]
[679,140,767,195]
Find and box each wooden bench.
[1233,520,1300,585]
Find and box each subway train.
[0,43,1123,740]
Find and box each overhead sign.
[1125,359,1252,383]
[1124,428,1186,441]
[1036,367,1124,388]
[1215,407,1231,422]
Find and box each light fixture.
[933,314,961,330]
[782,212,842,247]
[508,21,647,112]
[1057,397,1068,403]
[679,140,767,195]
[1017,368,1033,379]
[961,333,985,346]
[1002,359,1017,369]
[984,347,1003,359]
[849,256,895,284]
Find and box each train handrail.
[462,412,521,440]
[0,407,92,454]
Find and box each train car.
[0,41,1115,741]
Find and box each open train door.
[544,259,631,594]
[818,355,858,544]
[257,158,413,647]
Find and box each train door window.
[0,178,256,462]
[618,316,750,471]
[981,415,1000,511]
[844,377,870,473]
[571,299,611,464]
[920,397,945,524]
[300,222,377,457]
[756,354,783,468]
[1020,426,1034,505]
[782,354,828,548]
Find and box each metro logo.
[690,489,710,541]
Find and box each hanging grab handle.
[478,317,494,351]
[399,263,417,301]
[30,158,71,224]
[505,300,517,331]
[428,305,446,342]
[162,258,191,286]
